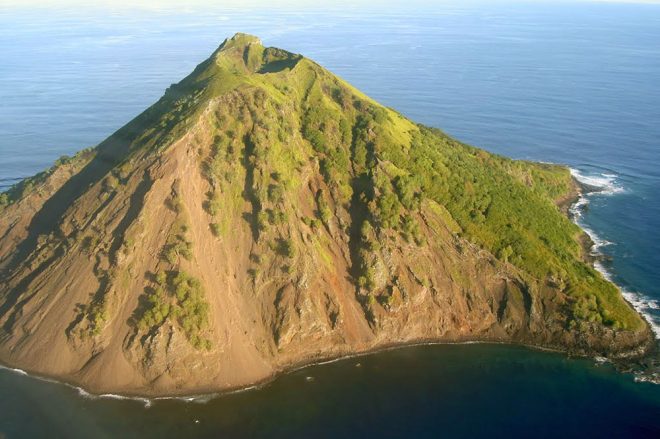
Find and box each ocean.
[0,1,659,437]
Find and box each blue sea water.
[0,1,659,437]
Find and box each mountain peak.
[208,32,300,74]
[222,32,262,50]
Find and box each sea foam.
[569,168,660,337]
[570,168,625,195]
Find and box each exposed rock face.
[0,33,653,396]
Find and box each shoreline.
[0,167,657,402]
[0,338,595,406]
[567,170,660,338]
[565,170,659,383]
[563,175,604,266]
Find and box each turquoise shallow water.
[0,2,659,437]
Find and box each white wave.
[621,289,660,337]
[99,393,152,408]
[589,236,660,337]
[70,385,153,407]
[634,372,660,385]
[569,197,613,253]
[576,222,613,254]
[570,168,625,195]
[569,168,660,338]
[72,385,153,408]
[568,169,660,338]
[589,260,660,335]
[188,395,216,404]
[0,363,155,408]
[0,364,28,375]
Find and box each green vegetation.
[103,174,120,192]
[356,221,378,292]
[210,222,222,237]
[168,192,185,215]
[71,297,109,339]
[85,300,109,336]
[81,233,101,255]
[0,193,8,212]
[401,214,424,245]
[134,187,211,349]
[277,238,295,258]
[163,189,194,265]
[287,50,638,329]
[266,208,287,226]
[397,127,638,328]
[315,190,332,225]
[163,218,193,265]
[204,191,222,216]
[138,270,212,350]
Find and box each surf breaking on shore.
[569,168,660,337]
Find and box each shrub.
[401,214,423,245]
[104,175,120,192]
[81,235,100,254]
[210,222,222,237]
[257,211,269,231]
[54,155,71,167]
[498,245,514,263]
[164,238,193,264]
[394,175,420,210]
[168,194,184,213]
[316,191,332,225]
[374,188,400,229]
[268,184,284,203]
[277,238,295,258]
[163,219,194,264]
[205,198,221,217]
[137,270,211,350]
[117,161,132,180]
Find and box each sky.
[1,0,659,8]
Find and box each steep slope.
[0,33,653,396]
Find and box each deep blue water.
[0,1,659,437]
[1,344,659,439]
